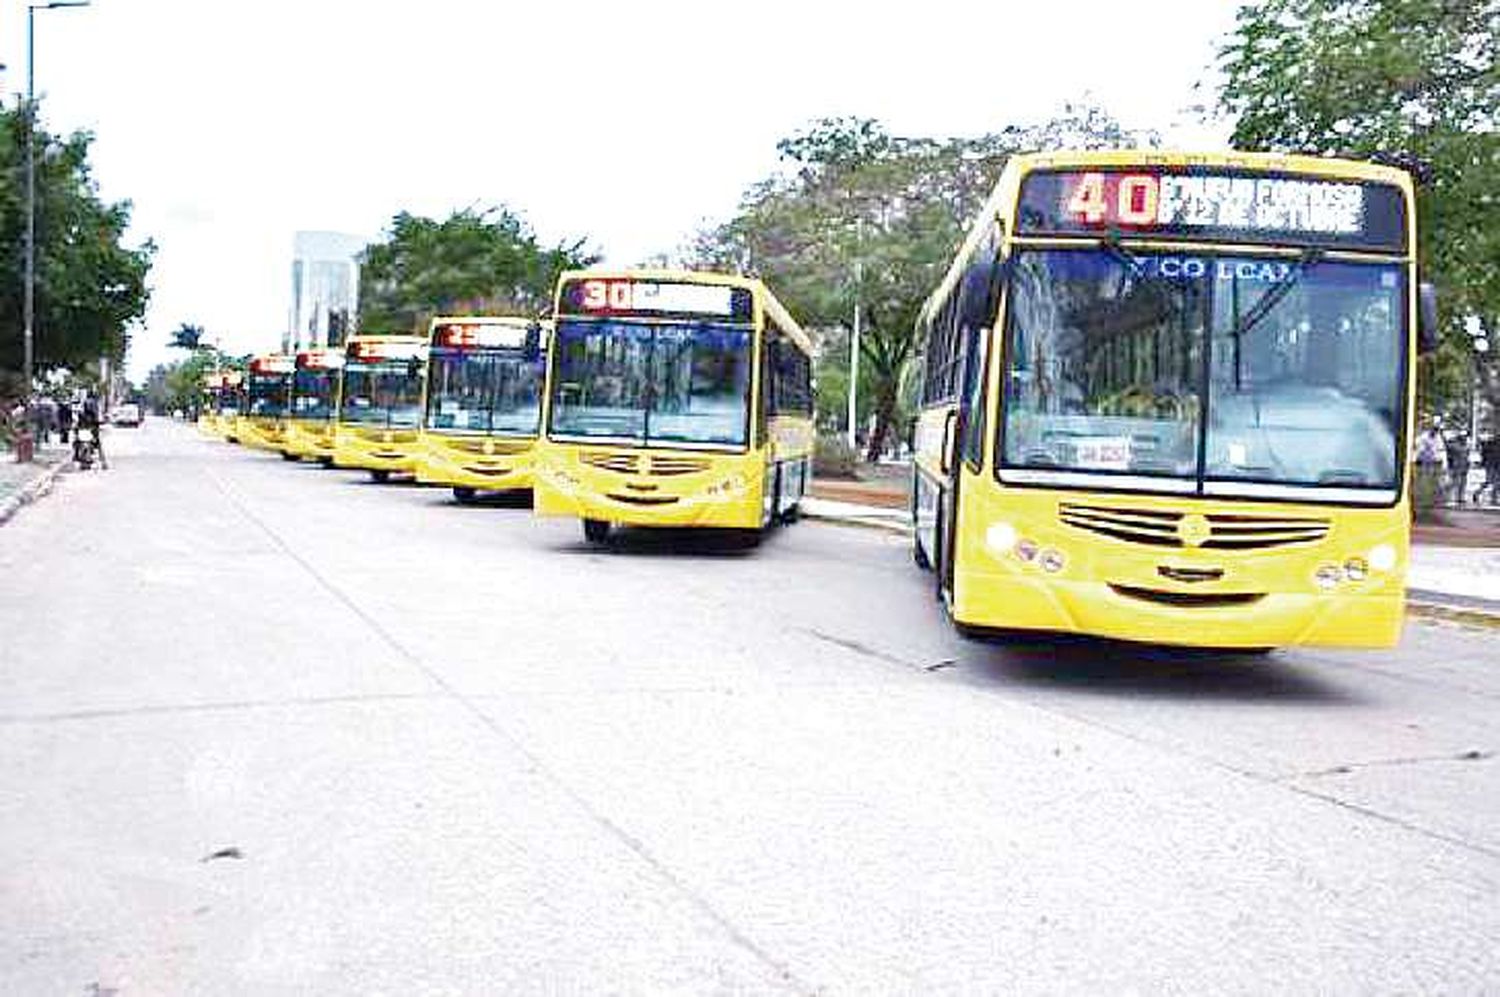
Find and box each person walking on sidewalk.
[57,398,73,444]
[1445,431,1470,505]
[1413,419,1447,514]
[1475,434,1500,506]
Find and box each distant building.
[287,231,366,352]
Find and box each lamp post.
[847,217,863,453]
[22,0,90,404]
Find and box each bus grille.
[358,429,418,444]
[581,452,639,474]
[1059,503,1330,550]
[453,438,529,455]
[646,456,710,476]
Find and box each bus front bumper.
[332,428,419,473]
[953,569,1405,649]
[415,437,535,491]
[283,421,335,460]
[534,468,761,529]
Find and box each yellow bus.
[416,315,548,502]
[331,334,429,482]
[236,353,295,452]
[912,150,1435,649]
[281,347,345,464]
[215,371,245,442]
[197,373,225,436]
[535,269,815,544]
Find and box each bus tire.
[780,502,800,525]
[913,534,931,570]
[370,469,391,483]
[583,518,610,544]
[318,457,335,468]
[453,486,478,504]
[280,452,299,462]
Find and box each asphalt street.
[3,421,1498,993]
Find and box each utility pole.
[22,1,91,406]
[847,217,862,452]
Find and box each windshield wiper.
[1223,247,1326,345]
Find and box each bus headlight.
[704,475,747,497]
[985,522,1018,554]
[1368,544,1397,572]
[1039,549,1066,573]
[1343,557,1369,582]
[1015,540,1039,563]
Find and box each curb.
[0,460,69,527]
[802,508,913,537]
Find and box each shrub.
[813,434,860,479]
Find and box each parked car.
[110,403,143,427]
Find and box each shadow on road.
[555,525,767,559]
[962,634,1362,705]
[443,490,534,510]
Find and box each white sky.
[1,0,1239,380]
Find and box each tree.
[693,106,1157,460]
[1219,0,1500,427]
[0,103,154,392]
[358,207,597,332]
[169,323,205,350]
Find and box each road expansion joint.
[199,464,813,995]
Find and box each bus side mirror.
[524,323,542,363]
[1418,283,1439,354]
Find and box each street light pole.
[847,218,862,453]
[22,0,90,404]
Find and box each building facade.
[287,231,366,352]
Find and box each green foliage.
[169,323,205,350]
[1219,0,1500,424]
[358,208,597,332]
[693,105,1157,460]
[0,103,154,386]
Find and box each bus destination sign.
[560,278,754,322]
[433,322,530,350]
[348,340,427,363]
[1018,169,1406,251]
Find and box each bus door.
[940,256,1002,600]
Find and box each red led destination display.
[1017,169,1406,251]
[559,278,754,322]
[431,321,531,350]
[346,339,427,363]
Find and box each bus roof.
[554,268,815,356]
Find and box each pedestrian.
[30,398,49,445]
[1413,418,1446,516]
[1445,431,1469,505]
[57,398,73,444]
[1476,434,1500,506]
[75,392,107,470]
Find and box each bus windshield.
[340,360,423,427]
[246,375,288,417]
[549,319,752,447]
[425,347,542,436]
[1001,248,1403,496]
[291,369,338,420]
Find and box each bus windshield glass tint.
[1001,249,1403,493]
[292,369,337,420]
[246,375,287,417]
[339,361,424,427]
[549,320,752,447]
[425,348,542,435]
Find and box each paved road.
[3,422,1498,993]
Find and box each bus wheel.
[583,518,610,544]
[913,535,932,570]
[318,457,335,468]
[780,503,800,525]
[280,452,299,462]
[370,469,391,483]
[453,486,478,504]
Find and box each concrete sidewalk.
[801,495,1500,623]
[0,442,71,527]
